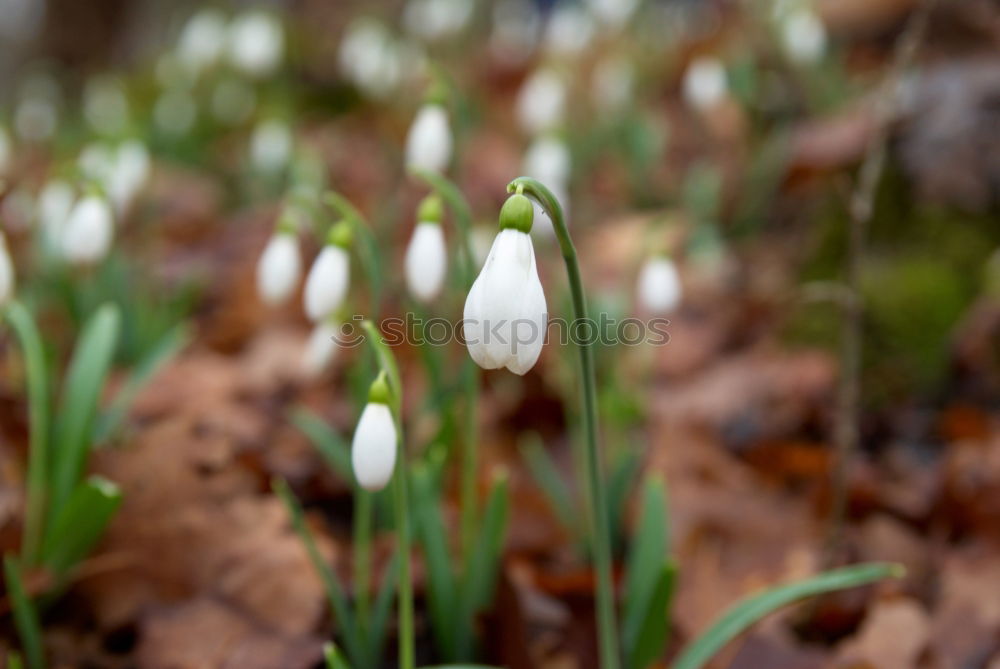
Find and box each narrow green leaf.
[608,451,641,539]
[622,474,669,659]
[289,407,352,480]
[627,561,677,669]
[272,478,362,665]
[412,464,458,660]
[49,304,121,517]
[520,434,576,534]
[368,548,399,667]
[93,322,188,442]
[3,555,44,669]
[464,475,509,612]
[323,641,351,669]
[39,476,122,578]
[4,302,50,566]
[674,563,905,669]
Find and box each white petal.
[256,233,301,305]
[405,222,447,302]
[516,69,566,135]
[637,257,682,314]
[251,120,293,174]
[303,245,350,321]
[301,322,340,378]
[683,57,727,112]
[523,135,571,186]
[228,11,283,76]
[38,179,75,247]
[782,10,827,65]
[62,196,113,265]
[405,104,452,173]
[351,403,398,491]
[178,9,228,72]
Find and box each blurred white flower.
[301,321,340,378]
[108,140,151,214]
[545,3,596,58]
[516,68,566,135]
[178,8,228,74]
[351,398,397,492]
[683,57,727,112]
[781,8,827,65]
[15,97,57,143]
[405,103,452,173]
[211,78,257,125]
[228,10,284,77]
[637,255,682,314]
[585,0,639,29]
[37,178,75,247]
[62,195,114,265]
[405,221,447,302]
[83,77,129,136]
[404,0,475,41]
[0,232,15,306]
[78,142,116,182]
[490,0,541,66]
[256,230,301,305]
[592,54,635,113]
[303,242,350,322]
[464,194,547,375]
[154,88,197,136]
[250,119,293,174]
[522,136,571,239]
[339,18,418,99]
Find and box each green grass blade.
[272,478,363,665]
[622,475,669,660]
[673,562,905,669]
[93,322,188,442]
[4,302,51,566]
[607,451,641,544]
[49,304,121,516]
[3,555,44,669]
[412,464,457,660]
[368,548,399,667]
[520,435,576,534]
[627,561,677,669]
[323,641,352,669]
[463,475,509,612]
[289,407,352,480]
[39,476,122,578]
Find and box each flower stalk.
[506,176,620,668]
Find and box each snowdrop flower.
[351,374,397,492]
[0,124,10,174]
[256,224,301,306]
[516,68,567,135]
[83,77,129,136]
[108,140,151,214]
[0,232,15,306]
[37,178,75,247]
[211,78,256,125]
[545,3,596,58]
[464,192,547,375]
[592,54,635,113]
[683,57,727,112]
[522,135,571,239]
[301,320,340,378]
[404,0,475,41]
[490,0,542,66]
[154,88,197,136]
[781,8,827,65]
[62,194,114,265]
[303,222,351,322]
[405,102,451,173]
[15,96,57,143]
[250,119,293,174]
[637,255,682,314]
[178,8,228,74]
[405,195,447,302]
[228,10,284,77]
[585,0,639,30]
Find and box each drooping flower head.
[303,220,351,322]
[351,372,398,492]
[301,318,340,379]
[405,101,452,173]
[463,191,547,375]
[256,211,302,306]
[637,254,682,315]
[62,192,114,266]
[405,194,447,302]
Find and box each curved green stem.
[409,167,480,568]
[325,193,384,318]
[507,176,620,669]
[361,320,414,669]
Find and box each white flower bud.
[405,103,452,173]
[62,195,114,265]
[637,256,682,314]
[405,221,447,302]
[585,0,639,29]
[683,57,727,112]
[490,0,541,66]
[0,233,15,306]
[15,97,57,143]
[37,178,75,248]
[781,9,827,65]
[108,140,151,214]
[251,120,293,174]
[303,244,350,322]
[256,231,301,305]
[516,68,566,135]
[228,11,284,77]
[464,195,547,375]
[522,137,571,240]
[178,9,228,73]
[301,321,340,378]
[545,4,595,58]
[351,401,397,491]
[404,0,475,41]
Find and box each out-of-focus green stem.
[508,176,620,669]
[361,320,413,669]
[352,489,372,647]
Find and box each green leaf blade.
[40,476,122,578]
[3,555,44,669]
